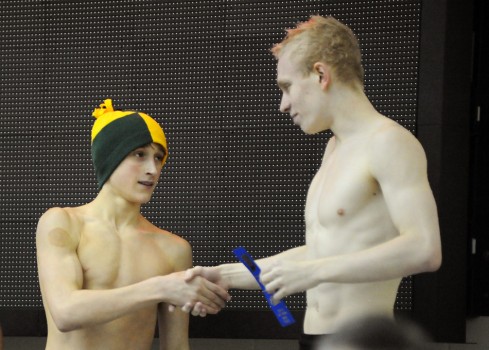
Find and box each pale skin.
[36,144,230,350]
[185,47,442,334]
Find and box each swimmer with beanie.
[91,99,168,189]
[36,99,229,350]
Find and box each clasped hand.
[168,267,230,317]
[173,260,316,316]
[260,260,316,304]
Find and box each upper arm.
[157,303,189,350]
[157,235,191,350]
[36,208,83,314]
[369,126,441,270]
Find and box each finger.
[186,278,230,313]
[203,280,231,304]
[194,297,220,314]
[191,308,200,317]
[264,279,281,295]
[184,281,221,314]
[191,302,201,316]
[271,288,287,304]
[194,293,223,315]
[182,302,193,313]
[191,302,205,317]
[260,270,273,285]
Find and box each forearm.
[217,263,258,290]
[220,245,307,290]
[258,245,307,264]
[49,277,163,332]
[314,233,441,284]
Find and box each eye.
[155,154,164,162]
[133,150,146,158]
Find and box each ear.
[313,62,331,90]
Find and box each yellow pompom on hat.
[91,99,168,189]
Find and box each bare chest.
[76,226,173,289]
[305,146,381,230]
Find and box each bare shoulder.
[370,119,426,160]
[371,118,417,143]
[368,118,428,181]
[36,207,81,250]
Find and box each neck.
[90,186,142,229]
[327,84,381,142]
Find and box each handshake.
[168,248,295,327]
[169,266,228,317]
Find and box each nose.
[279,94,290,113]
[146,159,158,175]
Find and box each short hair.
[316,315,433,350]
[271,16,364,88]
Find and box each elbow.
[53,316,77,333]
[423,252,442,272]
[56,321,79,333]
[51,306,81,333]
[418,244,442,273]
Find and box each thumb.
[184,266,203,281]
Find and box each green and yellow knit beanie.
[91,99,168,189]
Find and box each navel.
[337,208,345,216]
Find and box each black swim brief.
[299,333,329,350]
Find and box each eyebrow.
[149,143,166,156]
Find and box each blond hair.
[271,16,364,88]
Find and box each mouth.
[291,114,299,122]
[138,181,154,187]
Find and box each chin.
[301,121,329,135]
[301,125,322,135]
[140,195,153,204]
[129,194,153,205]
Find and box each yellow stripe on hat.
[92,99,114,118]
[138,112,168,151]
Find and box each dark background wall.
[468,0,489,319]
[414,0,473,342]
[0,0,475,343]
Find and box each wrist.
[152,274,172,303]
[310,259,326,287]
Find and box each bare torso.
[303,122,402,334]
[42,205,177,350]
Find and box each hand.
[260,260,317,304]
[185,266,228,290]
[165,270,230,316]
[169,266,230,317]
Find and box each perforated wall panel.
[0,0,420,311]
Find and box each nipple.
[337,208,345,216]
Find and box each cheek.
[113,162,140,179]
[294,86,311,106]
